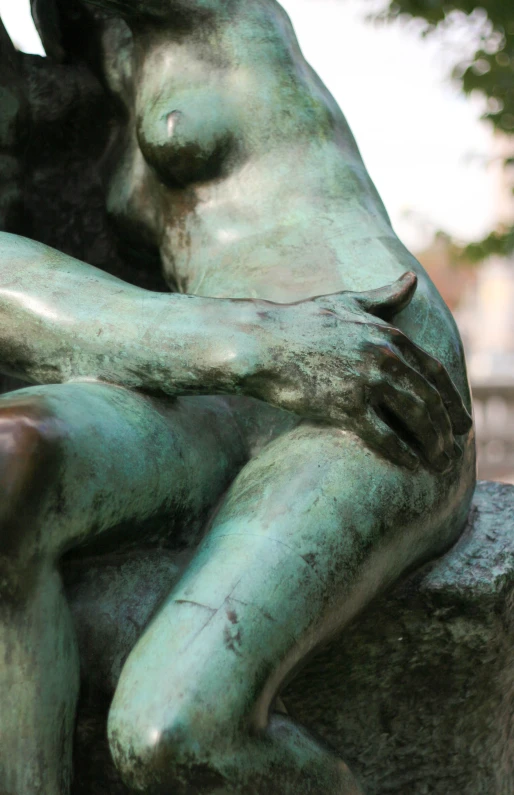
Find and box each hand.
[245,272,472,472]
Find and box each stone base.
[67,481,514,794]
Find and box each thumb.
[354,271,418,321]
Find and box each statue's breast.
[136,86,241,187]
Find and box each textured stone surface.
[287,481,514,794]
[67,481,514,793]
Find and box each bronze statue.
[0,1,475,792]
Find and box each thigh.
[0,382,247,558]
[111,422,475,736]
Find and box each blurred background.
[1,0,513,482]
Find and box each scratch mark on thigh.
[208,533,328,583]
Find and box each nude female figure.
[0,1,474,793]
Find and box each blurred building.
[417,148,514,484]
[457,259,514,484]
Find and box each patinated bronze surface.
[0,1,475,793]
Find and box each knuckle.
[375,342,398,360]
[365,371,383,391]
[387,326,405,342]
[408,398,426,421]
[375,344,402,372]
[430,357,444,375]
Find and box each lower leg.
[113,673,351,795]
[0,567,78,795]
[110,422,473,794]
[0,384,244,794]
[109,531,365,795]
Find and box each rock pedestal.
[68,481,514,794]
[287,481,514,794]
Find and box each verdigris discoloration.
[65,482,514,794]
[422,480,514,605]
[0,1,476,792]
[287,480,514,795]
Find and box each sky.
[0,0,498,251]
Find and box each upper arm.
[83,0,223,23]
[0,16,28,233]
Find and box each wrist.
[156,294,267,397]
[207,298,268,396]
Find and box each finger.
[391,332,473,435]
[415,377,463,459]
[377,346,457,457]
[377,383,453,472]
[355,410,420,471]
[376,344,462,464]
[353,272,418,321]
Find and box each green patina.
[0,1,475,793]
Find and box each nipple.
[166,110,182,137]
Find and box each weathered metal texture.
[67,481,514,794]
[0,0,479,793]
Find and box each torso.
[99,5,470,397]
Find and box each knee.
[108,696,231,794]
[0,398,65,561]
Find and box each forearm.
[0,233,260,394]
